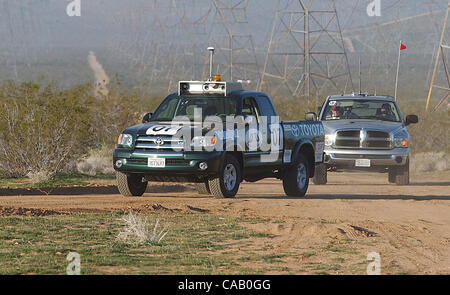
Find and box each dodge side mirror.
[142,113,153,124]
[405,114,418,126]
[305,112,317,122]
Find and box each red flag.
[400,42,407,50]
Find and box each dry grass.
[117,212,169,245]
[26,171,53,184]
[411,152,449,173]
[76,146,114,176]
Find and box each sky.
[0,0,448,94]
[0,0,447,50]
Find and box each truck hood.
[123,122,209,137]
[322,120,404,135]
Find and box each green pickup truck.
[113,80,325,198]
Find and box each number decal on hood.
[146,125,182,136]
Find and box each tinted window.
[152,95,238,121]
[256,96,277,117]
[242,97,260,118]
[321,99,401,122]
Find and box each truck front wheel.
[394,158,410,185]
[313,163,327,185]
[283,153,310,197]
[388,168,396,183]
[116,171,148,197]
[208,154,241,198]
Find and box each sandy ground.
[0,171,449,274]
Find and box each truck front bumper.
[324,147,409,168]
[113,149,224,182]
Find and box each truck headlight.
[325,134,335,146]
[191,136,217,148]
[394,137,408,148]
[118,134,133,147]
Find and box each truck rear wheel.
[208,154,241,198]
[116,171,148,197]
[394,159,410,185]
[313,163,327,185]
[195,181,211,195]
[283,153,310,197]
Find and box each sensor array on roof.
[178,81,243,96]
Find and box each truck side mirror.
[142,113,153,124]
[405,114,418,126]
[305,112,317,121]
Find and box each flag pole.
[394,40,402,101]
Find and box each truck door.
[256,95,283,167]
[241,97,262,168]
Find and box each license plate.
[355,159,371,167]
[148,158,165,168]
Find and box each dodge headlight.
[191,136,217,148]
[394,137,408,148]
[118,134,133,147]
[325,134,335,146]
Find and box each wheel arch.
[226,150,244,181]
[292,139,315,178]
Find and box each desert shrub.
[76,146,115,176]
[400,102,449,155]
[0,81,94,179]
[271,95,319,121]
[90,77,144,146]
[411,152,449,172]
[0,78,167,180]
[117,212,169,245]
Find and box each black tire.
[116,171,148,197]
[283,153,310,197]
[388,168,396,183]
[313,163,327,185]
[395,158,410,185]
[195,181,211,195]
[208,154,241,198]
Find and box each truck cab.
[113,80,325,198]
[314,94,418,185]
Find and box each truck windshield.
[321,99,401,122]
[151,96,238,121]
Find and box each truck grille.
[134,136,184,151]
[126,158,190,166]
[334,130,391,150]
[333,154,392,160]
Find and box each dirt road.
[0,172,449,274]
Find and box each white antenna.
[359,56,362,95]
[207,47,215,81]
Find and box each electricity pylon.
[206,0,260,89]
[426,0,450,111]
[259,0,353,99]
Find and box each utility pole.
[426,0,450,111]
[259,0,353,99]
